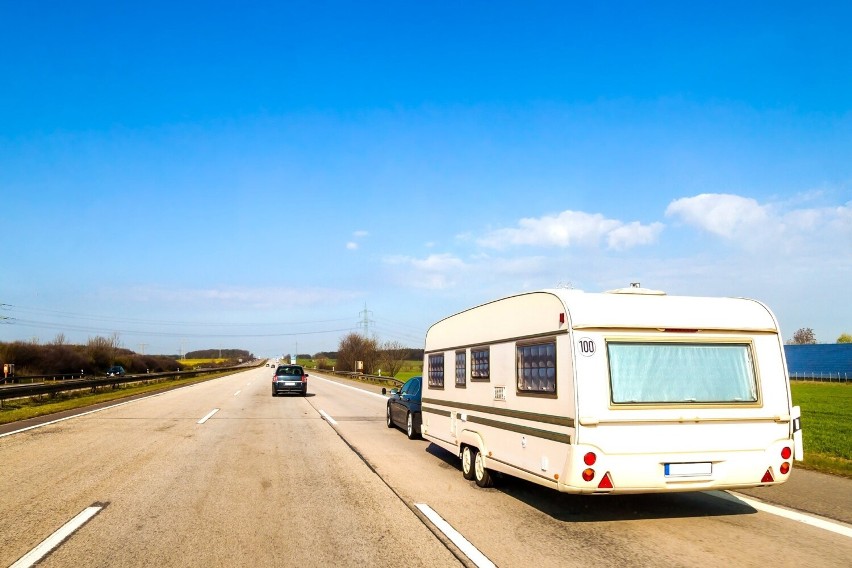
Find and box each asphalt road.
[1,367,849,567]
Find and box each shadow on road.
[424,443,758,522]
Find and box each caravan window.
[471,348,490,380]
[517,341,556,393]
[607,342,758,404]
[455,351,466,387]
[428,353,445,388]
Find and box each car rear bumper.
[273,382,307,395]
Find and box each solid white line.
[197,408,219,424]
[0,399,139,439]
[415,503,496,568]
[0,373,232,439]
[310,374,389,400]
[11,505,104,568]
[234,390,241,396]
[319,410,338,426]
[727,492,852,538]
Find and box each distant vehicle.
[421,287,802,493]
[272,365,308,396]
[386,376,422,439]
[106,366,126,377]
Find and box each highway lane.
[308,371,852,568]
[0,367,460,567]
[2,368,850,567]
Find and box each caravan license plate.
[665,462,712,477]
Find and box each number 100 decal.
[578,337,596,356]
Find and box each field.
[790,382,851,477]
[177,358,228,368]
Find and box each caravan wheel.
[461,446,476,480]
[474,450,493,488]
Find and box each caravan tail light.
[583,452,597,466]
[582,468,595,482]
[780,462,790,475]
[598,473,613,489]
[761,469,774,483]
[781,447,792,460]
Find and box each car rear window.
[276,367,303,376]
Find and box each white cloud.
[346,242,358,250]
[665,193,770,238]
[665,193,852,252]
[478,210,662,250]
[383,253,467,290]
[353,230,369,238]
[123,285,358,309]
[607,221,665,251]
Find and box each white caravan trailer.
[421,288,803,494]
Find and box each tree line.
[323,333,423,377]
[788,328,852,344]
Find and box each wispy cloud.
[477,210,663,251]
[665,193,852,251]
[346,242,358,250]
[122,285,359,309]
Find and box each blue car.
[386,375,422,439]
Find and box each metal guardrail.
[311,369,404,388]
[0,362,264,404]
[789,372,850,383]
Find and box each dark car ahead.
[272,365,308,396]
[106,365,126,376]
[386,375,422,439]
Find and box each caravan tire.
[461,446,476,480]
[474,450,494,488]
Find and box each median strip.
[11,503,105,568]
[415,503,496,568]
[197,408,219,424]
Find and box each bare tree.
[378,340,410,378]
[789,327,817,345]
[51,333,67,346]
[336,332,379,373]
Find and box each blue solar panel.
[784,344,852,375]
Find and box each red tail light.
[583,452,597,466]
[761,469,774,483]
[597,473,613,489]
[781,447,792,460]
[301,375,307,382]
[582,468,595,482]
[780,462,790,475]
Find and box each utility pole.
[138,343,148,355]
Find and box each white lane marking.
[197,408,219,424]
[724,492,852,538]
[319,410,338,426]
[0,399,138,439]
[0,369,253,439]
[11,504,104,568]
[415,503,495,568]
[310,374,389,400]
[234,390,241,396]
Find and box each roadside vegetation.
[0,370,236,426]
[790,382,851,477]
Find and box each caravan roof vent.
[605,284,666,295]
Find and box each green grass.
[0,371,233,425]
[790,382,851,477]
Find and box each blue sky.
[1,1,850,357]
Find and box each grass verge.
[790,382,851,478]
[0,371,233,426]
